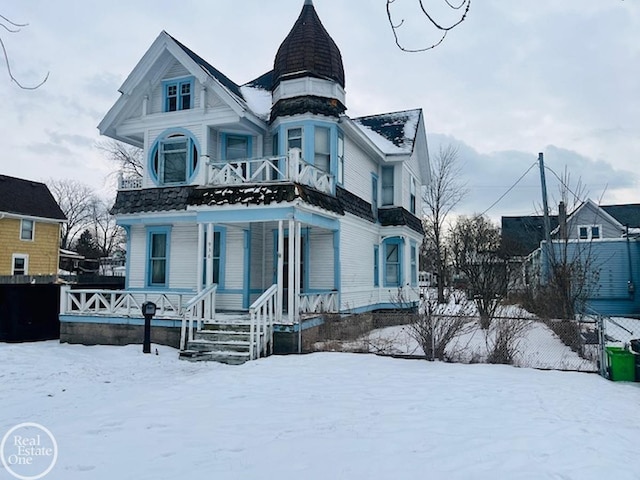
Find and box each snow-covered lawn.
[1,342,639,480]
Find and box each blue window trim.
[383,237,404,288]
[410,240,417,287]
[374,244,380,287]
[337,130,344,186]
[221,133,253,161]
[274,120,339,193]
[146,226,172,288]
[163,76,194,112]
[371,173,379,219]
[149,127,201,186]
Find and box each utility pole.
[538,152,552,281]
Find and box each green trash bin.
[606,346,636,382]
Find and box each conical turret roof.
[273,0,345,89]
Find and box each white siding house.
[60,0,430,360]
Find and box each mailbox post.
[141,302,157,354]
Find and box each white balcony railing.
[208,148,334,194]
[299,291,339,314]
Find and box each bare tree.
[0,14,48,89]
[97,140,144,180]
[422,144,467,303]
[90,198,125,258]
[449,214,509,329]
[48,179,97,250]
[386,0,471,52]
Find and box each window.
[164,78,193,112]
[151,131,199,185]
[337,131,344,185]
[148,230,169,287]
[12,254,28,275]
[410,177,417,214]
[384,238,403,287]
[314,126,330,173]
[20,219,34,241]
[272,132,279,156]
[287,127,303,151]
[371,174,378,218]
[381,166,394,206]
[374,245,379,287]
[225,135,250,161]
[578,225,601,240]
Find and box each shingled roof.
[111,186,195,215]
[378,207,424,234]
[0,175,66,221]
[168,33,244,100]
[601,204,640,228]
[273,0,345,89]
[353,109,422,155]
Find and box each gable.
[566,200,623,238]
[0,175,66,221]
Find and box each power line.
[478,161,539,217]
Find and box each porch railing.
[180,284,218,351]
[60,286,188,318]
[299,291,339,314]
[207,148,334,194]
[249,284,279,360]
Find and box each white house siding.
[343,136,378,203]
[249,223,268,295]
[307,229,334,291]
[224,226,245,291]
[207,127,219,161]
[168,224,198,290]
[127,225,147,288]
[339,215,380,310]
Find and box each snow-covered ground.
[1,341,639,480]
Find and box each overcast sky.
[1,0,638,222]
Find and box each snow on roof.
[353,109,421,155]
[240,85,272,121]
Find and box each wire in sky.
[478,161,539,217]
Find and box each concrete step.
[194,330,252,343]
[179,349,251,365]
[203,322,253,333]
[187,339,252,354]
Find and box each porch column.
[277,220,284,320]
[206,223,215,286]
[197,223,205,292]
[295,221,302,352]
[288,218,295,324]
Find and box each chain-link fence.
[598,315,640,380]
[309,311,601,372]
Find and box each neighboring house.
[59,0,430,359]
[521,199,640,316]
[0,175,66,278]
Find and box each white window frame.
[577,224,602,240]
[410,176,417,214]
[12,254,29,275]
[20,219,34,241]
[287,127,303,153]
[314,126,331,173]
[381,166,394,206]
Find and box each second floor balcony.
[118,148,334,195]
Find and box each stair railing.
[180,284,218,351]
[249,284,279,360]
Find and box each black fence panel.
[0,284,60,342]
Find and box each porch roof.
[111,183,344,216]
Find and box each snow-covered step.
[179,349,251,365]
[187,339,251,354]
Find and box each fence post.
[59,285,70,314]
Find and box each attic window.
[164,77,193,112]
[578,225,601,240]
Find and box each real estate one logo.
[1,423,58,480]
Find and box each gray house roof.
[0,175,66,221]
[601,204,640,228]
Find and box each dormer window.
[164,77,193,112]
[150,129,199,185]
